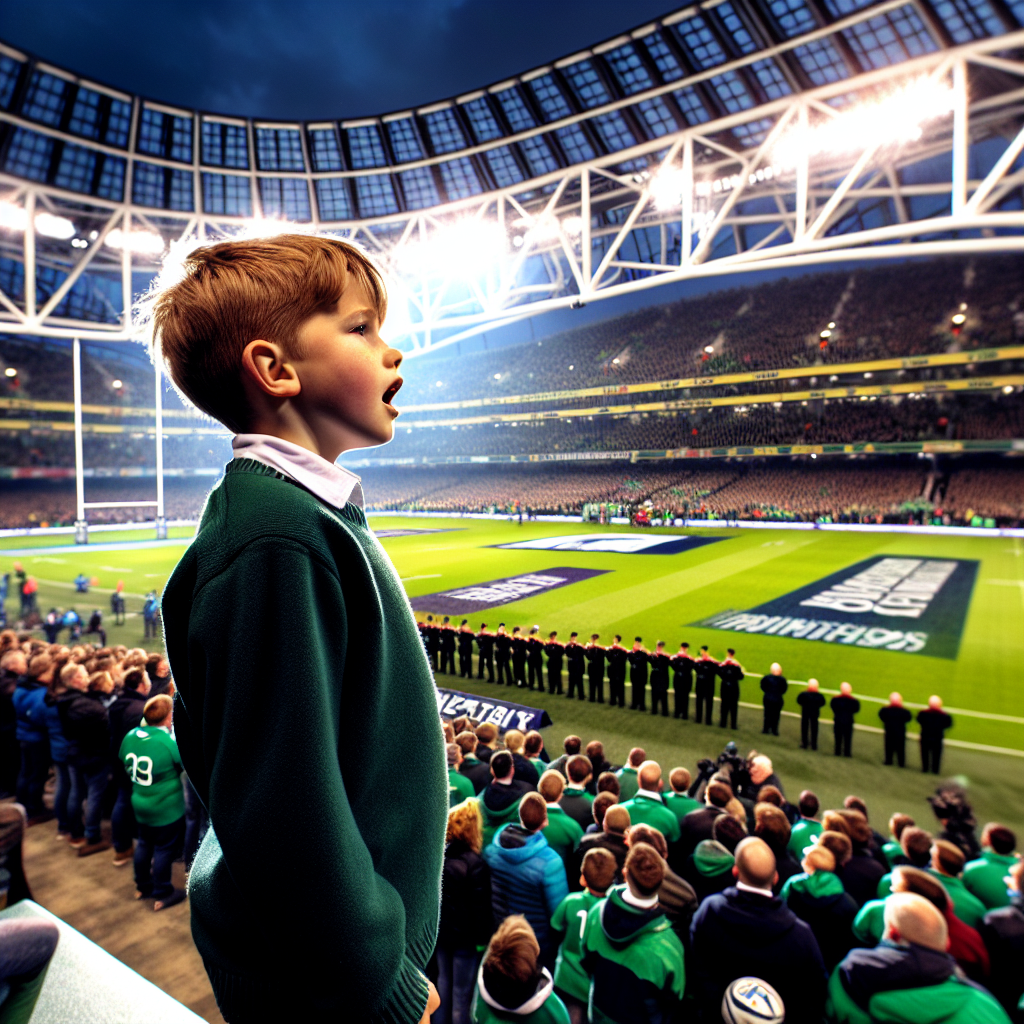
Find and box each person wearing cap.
[797,679,826,750]
[878,693,913,767]
[917,696,953,774]
[830,682,860,758]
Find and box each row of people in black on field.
[417,616,956,774]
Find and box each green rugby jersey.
[118,725,185,827]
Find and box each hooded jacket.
[580,886,685,1024]
[480,781,533,847]
[12,676,47,744]
[619,793,681,844]
[108,689,147,760]
[570,831,627,891]
[842,847,888,907]
[963,850,1017,910]
[458,754,491,795]
[682,840,735,902]
[689,885,826,1022]
[484,825,568,955]
[471,967,570,1024]
[782,870,858,970]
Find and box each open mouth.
[382,378,403,406]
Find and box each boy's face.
[290,278,404,456]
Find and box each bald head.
[884,892,949,952]
[807,678,819,692]
[928,695,943,710]
[840,681,852,696]
[734,837,778,890]
[638,760,662,792]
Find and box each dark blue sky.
[4,0,677,119]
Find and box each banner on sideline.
[411,566,608,614]
[436,687,552,732]
[699,556,979,659]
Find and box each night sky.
[3,0,678,119]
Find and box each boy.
[550,848,617,1024]
[471,915,571,1024]
[119,694,186,911]
[154,235,446,1023]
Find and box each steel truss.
[0,33,1022,359]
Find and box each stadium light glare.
[820,329,832,338]
[951,313,967,325]
[111,379,123,389]
[34,212,76,240]
[0,203,27,232]
[105,228,165,255]
[1003,385,1015,394]
[4,367,16,377]
[561,215,584,236]
[704,345,715,354]
[828,322,836,329]
[397,220,507,279]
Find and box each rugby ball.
[722,977,785,1023]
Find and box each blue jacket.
[43,691,73,763]
[13,677,48,744]
[484,824,568,956]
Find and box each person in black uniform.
[606,635,628,708]
[917,695,953,774]
[878,691,912,766]
[585,634,606,704]
[545,631,564,695]
[565,632,586,701]
[423,615,440,671]
[476,623,495,682]
[760,662,787,735]
[438,616,457,675]
[830,681,860,757]
[526,627,545,691]
[627,638,649,711]
[693,647,719,725]
[797,678,826,750]
[671,642,694,720]
[494,624,512,686]
[457,620,475,679]
[717,649,743,729]
[648,641,671,717]
[510,626,528,687]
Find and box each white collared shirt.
[636,788,665,803]
[232,434,364,509]
[736,881,774,898]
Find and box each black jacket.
[689,886,826,1023]
[831,694,861,725]
[0,668,18,731]
[837,940,957,1013]
[678,806,724,861]
[481,778,532,814]
[438,839,492,949]
[457,754,491,794]
[570,830,628,889]
[978,896,1024,1020]
[60,690,110,765]
[841,847,887,907]
[511,753,539,788]
[108,689,146,758]
[760,674,788,704]
[785,877,859,970]
[560,789,594,831]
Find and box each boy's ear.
[241,340,301,398]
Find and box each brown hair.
[538,770,565,803]
[756,785,784,808]
[28,652,53,679]
[585,740,604,763]
[562,735,582,755]
[475,722,498,745]
[591,791,617,830]
[933,838,965,876]
[597,772,620,797]
[625,843,665,897]
[983,823,1016,855]
[524,731,544,757]
[889,813,915,841]
[627,747,646,768]
[504,729,525,754]
[803,846,836,874]
[669,767,691,793]
[712,814,748,853]
[150,235,387,432]
[88,670,113,693]
[892,866,949,912]
[818,830,853,867]
[628,824,668,859]
[901,827,933,866]
[839,809,872,846]
[754,804,792,848]
[567,754,593,785]
[581,848,617,893]
[519,792,548,832]
[798,790,820,818]
[481,916,540,1007]
[143,694,173,725]
[604,805,630,835]
[446,799,483,854]
[844,795,870,818]
[706,781,732,808]
[454,731,478,756]
[821,810,849,836]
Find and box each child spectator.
[471,915,570,1024]
[155,234,447,1023]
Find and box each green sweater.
[620,793,681,844]
[663,792,701,824]
[615,767,639,802]
[963,850,1016,909]
[928,870,987,928]
[450,768,475,807]
[162,460,448,1024]
[543,805,584,873]
[117,725,185,827]
[789,818,823,859]
[551,889,603,1002]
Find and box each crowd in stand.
[432,714,1023,1023]
[1,631,204,912]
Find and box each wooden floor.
[20,808,225,1024]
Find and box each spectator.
[689,837,826,1022]
[559,756,594,832]
[677,779,730,860]
[754,804,800,893]
[834,810,885,907]
[788,790,822,859]
[580,844,685,1024]
[480,751,533,848]
[584,740,613,783]
[538,771,584,873]
[882,813,916,868]
[619,762,680,845]
[585,790,617,836]
[781,845,858,970]
[475,722,500,765]
[931,839,987,928]
[63,669,113,856]
[471,915,569,1024]
[625,823,698,941]
[524,732,547,777]
[0,917,61,1023]
[504,730,541,788]
[0,648,23,799]
[447,743,475,808]
[42,661,78,841]
[977,859,1024,1022]
[572,804,629,886]
[745,754,785,800]
[436,800,492,1024]
[483,792,568,969]
[550,848,617,1024]
[831,892,1006,1024]
[614,747,645,801]
[547,736,581,778]
[964,825,1017,910]
[13,653,51,823]
[118,694,185,910]
[107,666,150,865]
[595,772,620,800]
[663,768,700,824]
[454,731,491,794]
[682,815,746,902]
[843,796,887,860]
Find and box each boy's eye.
[352,323,367,336]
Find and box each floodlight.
[4,367,16,377]
[828,322,836,329]
[71,238,88,249]
[820,329,832,338]
[493,373,501,380]
[1003,385,1015,394]
[112,379,123,389]
[105,228,164,254]
[34,212,75,240]
[568,364,574,370]
[0,203,27,232]
[811,453,817,459]
[397,220,507,279]
[959,303,967,311]
[435,381,443,387]
[951,313,966,325]
[561,215,583,236]
[651,169,686,211]
[864,372,873,379]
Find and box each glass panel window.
[922,0,1002,42]
[423,108,466,154]
[750,59,792,100]
[672,87,711,125]
[0,55,22,110]
[259,177,311,220]
[314,178,352,220]
[634,96,679,137]
[592,112,636,152]
[439,157,482,199]
[347,125,388,169]
[793,38,851,85]
[732,117,775,147]
[3,128,54,181]
[137,108,166,156]
[96,155,125,200]
[529,74,573,121]
[642,31,684,82]
[133,161,166,207]
[202,122,250,168]
[494,87,537,132]
[104,99,131,148]
[561,60,610,109]
[202,172,252,216]
[768,0,818,38]
[519,135,559,175]
[169,169,194,211]
[485,146,524,187]
[22,70,67,126]
[255,127,304,171]
[604,44,654,96]
[461,96,503,142]
[68,88,102,140]
[308,128,343,171]
[399,166,441,209]
[54,142,97,193]
[824,0,937,66]
[715,3,758,53]
[170,115,193,162]
[355,174,399,216]
[711,71,755,113]
[554,124,595,164]
[674,15,727,70]
[386,118,424,162]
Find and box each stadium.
[0,2,1022,1023]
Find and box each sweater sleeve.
[185,539,430,1024]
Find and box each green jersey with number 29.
[118,725,186,827]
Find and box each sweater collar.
[232,434,364,509]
